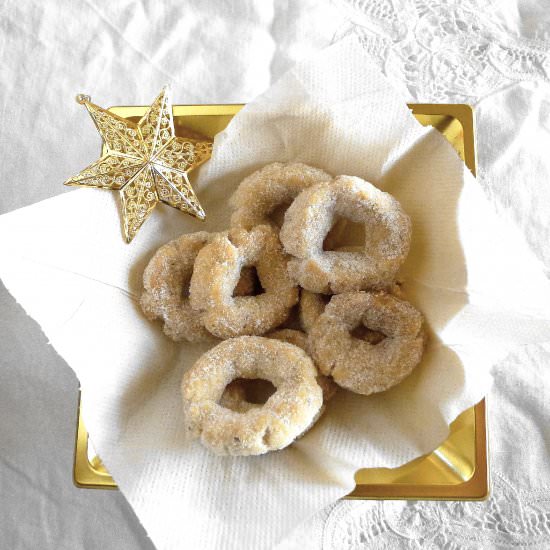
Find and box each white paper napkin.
[1,35,550,550]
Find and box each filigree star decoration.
[64,87,212,243]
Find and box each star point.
[64,87,211,242]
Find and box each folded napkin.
[1,35,550,550]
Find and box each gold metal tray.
[74,103,488,500]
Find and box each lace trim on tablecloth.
[323,472,550,549]
[333,0,550,103]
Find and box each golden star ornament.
[64,87,211,242]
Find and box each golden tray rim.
[73,102,488,501]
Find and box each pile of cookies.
[140,163,426,456]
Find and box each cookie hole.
[180,280,191,299]
[241,378,276,404]
[222,378,276,410]
[351,325,386,345]
[279,303,301,330]
[262,427,271,446]
[323,218,366,251]
[270,200,294,227]
[233,266,265,297]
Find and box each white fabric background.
[1,1,549,549]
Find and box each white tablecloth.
[1,1,549,548]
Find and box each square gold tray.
[74,103,488,500]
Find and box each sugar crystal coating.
[230,162,332,230]
[266,329,338,402]
[219,329,337,428]
[308,291,426,395]
[140,231,216,342]
[143,162,428,457]
[181,336,323,456]
[300,282,404,334]
[299,290,331,334]
[190,225,299,338]
[141,232,258,341]
[280,176,412,293]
